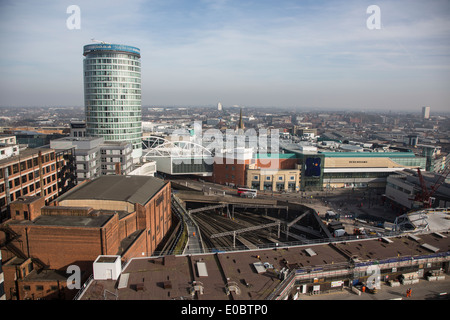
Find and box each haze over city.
[0,0,449,112]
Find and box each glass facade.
[83,45,142,159]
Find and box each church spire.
[238,108,244,130]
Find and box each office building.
[422,106,430,120]
[83,43,143,161]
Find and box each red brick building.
[0,175,172,300]
[209,148,254,187]
[210,149,301,191]
[0,147,76,222]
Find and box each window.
[36,285,44,291]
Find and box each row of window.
[101,134,142,142]
[23,284,58,292]
[84,71,141,78]
[0,169,55,191]
[93,128,142,135]
[85,76,140,83]
[0,181,57,207]
[86,100,141,106]
[85,82,141,89]
[85,105,141,111]
[323,172,391,179]
[85,94,141,101]
[86,111,140,117]
[101,149,130,155]
[86,117,141,124]
[84,64,140,71]
[85,53,140,61]
[252,175,296,181]
[85,89,141,94]
[87,123,141,129]
[86,117,141,127]
[251,181,297,191]
[0,153,55,178]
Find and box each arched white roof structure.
[142,136,213,158]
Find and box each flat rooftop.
[78,231,450,300]
[57,175,168,206]
[9,212,113,228]
[0,147,52,166]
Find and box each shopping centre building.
[210,146,426,192]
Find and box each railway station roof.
[77,231,450,300]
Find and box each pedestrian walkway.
[172,195,205,255]
[183,216,204,255]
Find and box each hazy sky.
[0,0,449,112]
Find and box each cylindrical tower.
[83,43,142,160]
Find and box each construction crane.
[413,167,449,208]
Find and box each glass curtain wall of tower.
[83,43,142,160]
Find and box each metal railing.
[73,274,93,300]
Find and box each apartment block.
[50,137,134,182]
[0,148,64,221]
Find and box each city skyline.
[0,0,449,112]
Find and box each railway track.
[191,209,283,251]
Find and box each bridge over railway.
[175,190,280,206]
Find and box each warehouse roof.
[57,175,168,206]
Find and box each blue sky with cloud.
[0,0,449,112]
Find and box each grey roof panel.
[59,175,167,206]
